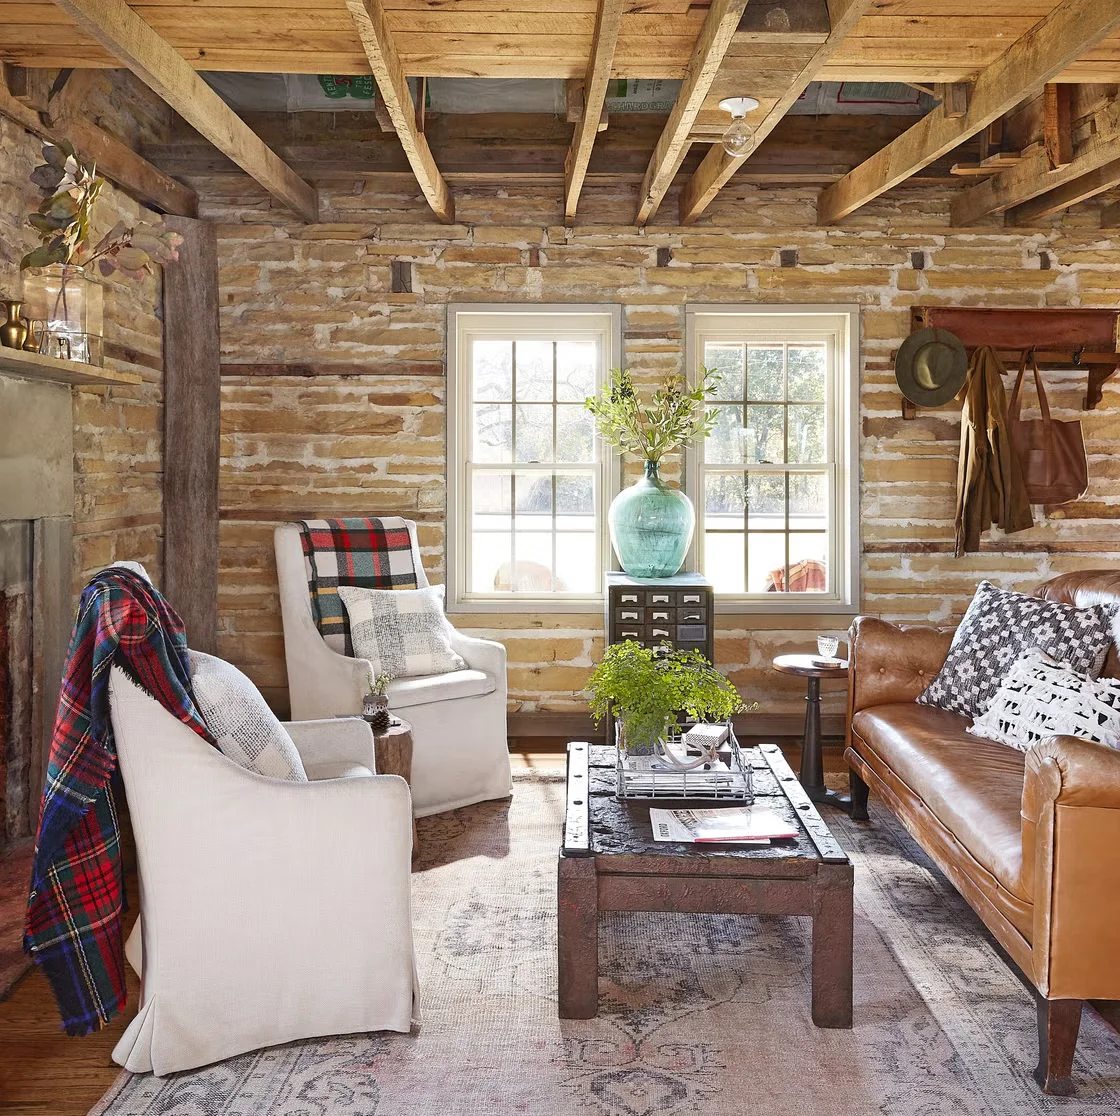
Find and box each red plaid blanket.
[24,568,215,1035]
[298,517,419,655]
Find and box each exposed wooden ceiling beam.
[954,97,1120,226]
[816,0,1120,226]
[679,0,874,226]
[49,0,317,221]
[1007,155,1120,224]
[633,0,749,227]
[0,65,197,218]
[563,0,623,227]
[346,0,454,224]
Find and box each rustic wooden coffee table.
[557,741,853,1026]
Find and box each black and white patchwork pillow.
[969,649,1120,753]
[338,585,467,680]
[917,580,1114,719]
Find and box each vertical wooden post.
[162,216,220,653]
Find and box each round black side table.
[773,653,851,813]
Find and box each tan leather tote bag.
[1008,349,1088,506]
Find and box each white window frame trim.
[447,303,623,614]
[684,304,860,615]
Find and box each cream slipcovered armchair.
[108,666,419,1076]
[274,520,512,817]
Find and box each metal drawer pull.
[682,593,701,603]
[651,593,670,604]
[651,627,670,639]
[620,593,639,603]
[621,629,641,639]
[652,610,670,620]
[620,610,639,620]
[682,612,702,622]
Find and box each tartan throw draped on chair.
[298,517,419,655]
[24,568,216,1036]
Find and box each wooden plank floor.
[0,742,842,1115]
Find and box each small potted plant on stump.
[362,672,394,734]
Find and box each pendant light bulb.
[718,96,759,158]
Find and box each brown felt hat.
[895,327,969,407]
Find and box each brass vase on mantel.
[1,299,28,350]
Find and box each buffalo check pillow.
[969,649,1120,753]
[338,584,467,680]
[917,580,1114,719]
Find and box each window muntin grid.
[465,333,604,598]
[698,338,835,597]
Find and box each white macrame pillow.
[189,650,307,781]
[337,585,466,680]
[969,649,1120,753]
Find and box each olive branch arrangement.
[584,367,722,463]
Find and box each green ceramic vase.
[608,459,695,579]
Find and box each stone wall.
[0,72,170,595]
[194,173,1120,722]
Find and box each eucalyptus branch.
[20,141,183,279]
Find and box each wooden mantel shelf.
[0,346,144,388]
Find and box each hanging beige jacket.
[954,345,1033,555]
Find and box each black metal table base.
[798,675,853,815]
[804,785,853,813]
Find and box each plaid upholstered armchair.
[274,517,512,818]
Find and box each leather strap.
[1009,348,1052,424]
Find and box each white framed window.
[685,306,859,613]
[447,304,621,612]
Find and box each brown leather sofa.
[845,570,1120,1095]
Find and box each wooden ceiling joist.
[1006,156,1120,225]
[678,0,875,226]
[47,68,198,217]
[816,0,1120,226]
[633,0,749,227]
[954,97,1120,225]
[346,0,454,223]
[563,0,623,226]
[49,0,317,221]
[0,64,197,217]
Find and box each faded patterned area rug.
[92,771,1120,1116]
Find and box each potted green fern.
[586,640,747,757]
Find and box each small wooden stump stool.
[371,717,419,862]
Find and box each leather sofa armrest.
[847,615,955,717]
[1024,735,1120,812]
[1022,735,1120,1000]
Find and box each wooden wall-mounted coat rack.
[897,306,1120,418]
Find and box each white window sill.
[448,596,604,616]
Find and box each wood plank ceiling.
[3,0,1120,226]
[4,0,1120,80]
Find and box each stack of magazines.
[650,806,799,845]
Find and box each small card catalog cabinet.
[604,571,715,662]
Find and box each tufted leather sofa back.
[1034,570,1120,678]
